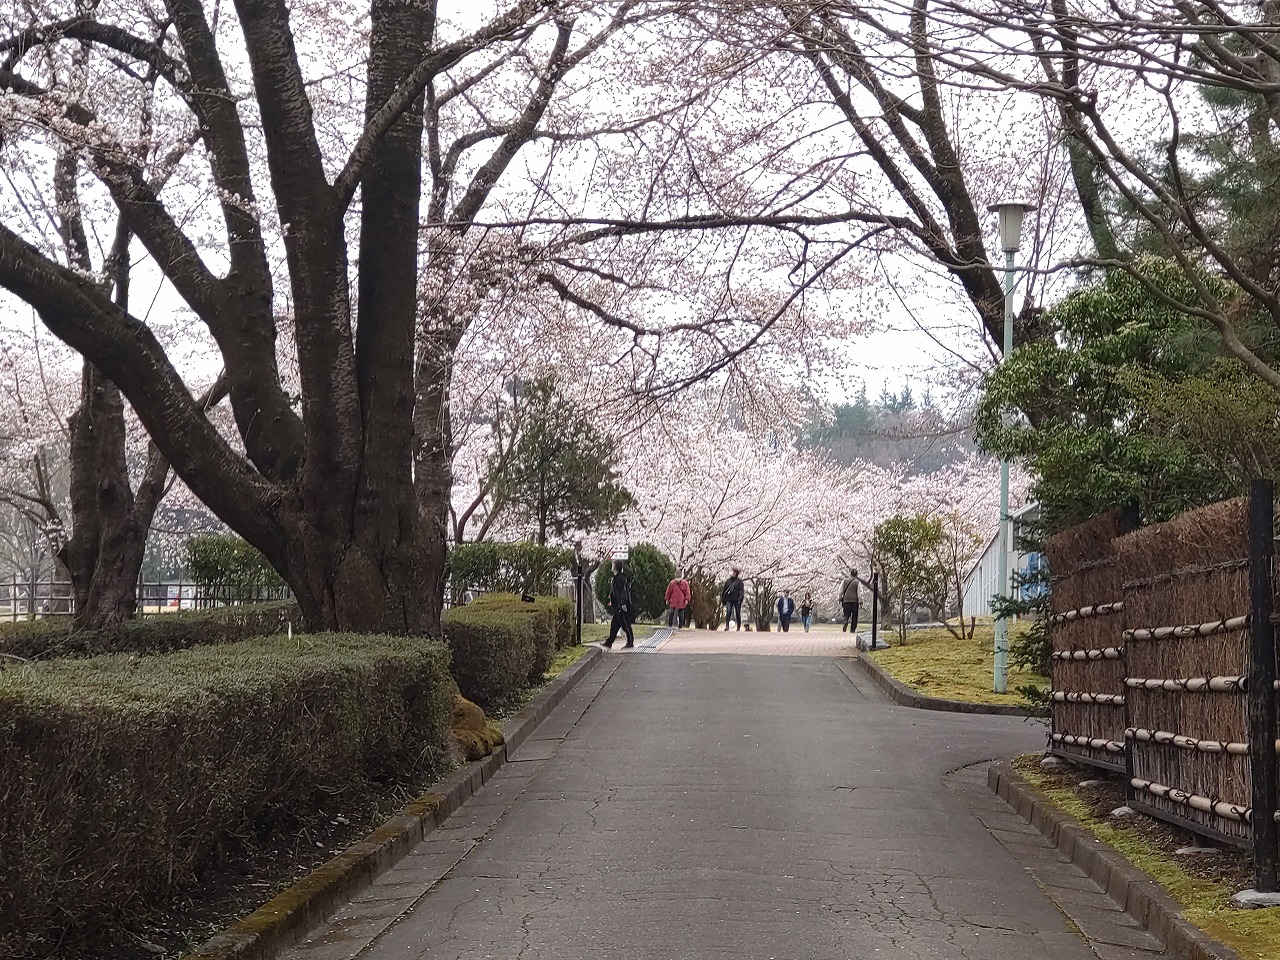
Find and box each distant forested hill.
[801,383,975,474]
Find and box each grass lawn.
[1016,756,1279,960]
[546,643,592,679]
[868,624,1047,707]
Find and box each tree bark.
[59,366,153,627]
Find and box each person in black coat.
[603,560,635,649]
[721,567,745,631]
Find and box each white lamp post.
[988,201,1035,694]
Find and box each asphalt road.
[284,653,1109,960]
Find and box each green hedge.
[449,541,573,597]
[0,601,302,661]
[594,542,676,620]
[462,594,575,683]
[442,605,537,709]
[0,632,455,959]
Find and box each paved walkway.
[630,623,864,656]
[282,653,1157,960]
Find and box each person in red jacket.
[664,574,691,628]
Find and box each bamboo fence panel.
[1045,512,1130,771]
[1119,497,1252,844]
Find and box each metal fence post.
[870,563,879,652]
[1249,478,1277,892]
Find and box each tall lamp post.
[988,201,1035,694]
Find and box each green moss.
[869,626,1047,707]
[1015,756,1280,960]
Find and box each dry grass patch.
[869,625,1047,707]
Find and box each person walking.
[839,567,871,633]
[799,592,814,633]
[721,567,745,630]
[675,574,691,627]
[603,560,635,649]
[664,574,690,629]
[776,589,795,632]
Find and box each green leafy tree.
[975,259,1277,532]
[872,514,948,644]
[488,379,633,545]
[594,542,676,621]
[185,534,285,604]
[448,542,573,599]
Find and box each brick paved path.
[631,623,861,656]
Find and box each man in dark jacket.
[839,567,871,633]
[776,590,795,632]
[721,567,745,631]
[604,561,635,649]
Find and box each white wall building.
[961,503,1043,618]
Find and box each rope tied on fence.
[1129,778,1251,823]
[1125,727,1249,756]
[1051,732,1125,753]
[1051,646,1124,661]
[1124,675,1248,692]
[1049,601,1124,625]
[1051,691,1125,705]
[1123,614,1249,642]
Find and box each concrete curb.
[851,652,1038,717]
[187,645,605,960]
[989,760,1241,960]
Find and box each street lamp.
[988,201,1035,694]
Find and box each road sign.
[611,544,629,561]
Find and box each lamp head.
[987,201,1037,253]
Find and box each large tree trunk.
[59,364,166,628]
[414,321,463,637]
[0,1,583,639]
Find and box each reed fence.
[1047,482,1279,890]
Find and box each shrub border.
[989,759,1240,960]
[851,651,1037,717]
[187,645,604,960]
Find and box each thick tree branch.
[335,0,556,206]
[0,225,284,549]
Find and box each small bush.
[463,593,570,680]
[0,632,455,959]
[185,533,286,595]
[593,542,676,620]
[0,601,302,661]
[686,568,723,629]
[749,577,776,631]
[442,605,537,708]
[449,541,573,598]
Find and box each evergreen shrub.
[0,632,455,959]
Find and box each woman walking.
[799,592,814,633]
[664,574,690,629]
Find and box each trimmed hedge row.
[442,605,537,709]
[442,594,574,708]
[0,633,455,959]
[0,600,302,661]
